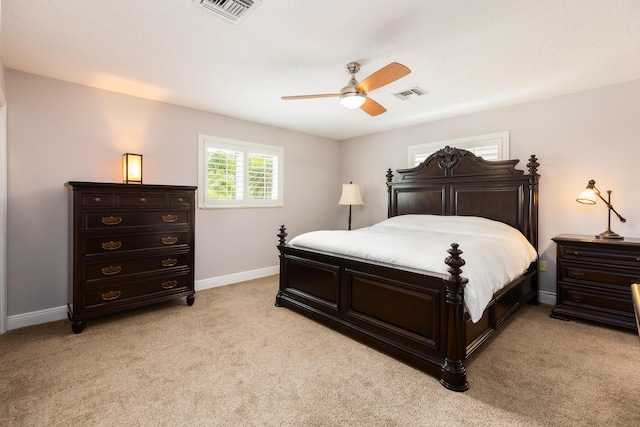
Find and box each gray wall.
[339,78,640,299]
[5,70,340,316]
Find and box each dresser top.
[65,181,197,191]
[553,233,640,247]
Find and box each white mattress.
[289,215,538,322]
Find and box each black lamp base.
[596,229,624,240]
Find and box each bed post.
[440,243,469,392]
[386,168,394,218]
[275,225,288,307]
[526,154,540,251]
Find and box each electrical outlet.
[538,261,547,272]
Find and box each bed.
[275,146,540,391]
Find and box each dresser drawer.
[116,193,167,207]
[85,231,190,255]
[558,261,640,289]
[559,244,640,268]
[84,252,191,282]
[169,194,193,207]
[83,274,191,310]
[84,210,191,230]
[82,193,115,207]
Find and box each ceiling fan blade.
[281,93,340,100]
[360,97,386,116]
[356,62,411,93]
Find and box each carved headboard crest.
[430,146,471,169]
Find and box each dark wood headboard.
[387,146,540,250]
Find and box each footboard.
[275,226,470,391]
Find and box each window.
[198,135,283,208]
[408,131,509,167]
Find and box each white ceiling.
[2,0,640,141]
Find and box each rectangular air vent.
[194,0,261,24]
[393,87,428,100]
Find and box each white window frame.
[198,134,284,208]
[408,131,510,167]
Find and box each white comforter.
[289,215,537,322]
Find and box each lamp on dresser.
[122,153,143,184]
[338,181,364,230]
[576,179,626,239]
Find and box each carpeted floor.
[1,275,639,426]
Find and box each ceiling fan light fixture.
[340,92,366,109]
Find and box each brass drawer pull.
[161,280,178,289]
[162,258,178,267]
[101,265,122,275]
[93,197,101,203]
[570,271,585,279]
[102,241,122,251]
[139,197,146,203]
[162,236,178,245]
[162,214,178,223]
[101,216,122,225]
[178,198,184,203]
[101,290,122,301]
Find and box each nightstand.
[551,234,640,330]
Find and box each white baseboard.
[7,305,68,331]
[538,290,556,306]
[5,265,280,332]
[195,265,279,291]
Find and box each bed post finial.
[386,168,393,183]
[277,225,288,246]
[441,243,469,392]
[527,154,539,176]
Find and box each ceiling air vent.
[194,0,262,24]
[393,87,428,100]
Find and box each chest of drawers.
[66,182,197,333]
[551,234,639,330]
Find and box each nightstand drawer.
[558,261,640,289]
[560,244,640,268]
[558,282,634,314]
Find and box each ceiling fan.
[281,62,411,116]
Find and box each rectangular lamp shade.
[122,153,143,184]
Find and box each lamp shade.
[338,183,364,205]
[576,180,597,205]
[122,153,143,184]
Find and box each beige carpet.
[1,275,639,426]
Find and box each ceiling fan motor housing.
[340,62,366,108]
